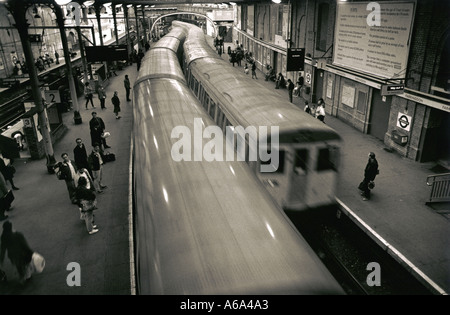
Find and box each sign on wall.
[397,112,412,131]
[333,1,415,79]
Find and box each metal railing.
[426,173,450,203]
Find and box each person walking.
[251,62,258,79]
[89,112,110,149]
[75,177,99,235]
[315,98,326,123]
[111,91,121,119]
[358,152,379,201]
[0,221,34,283]
[88,144,107,194]
[84,82,95,109]
[55,153,78,204]
[0,156,18,190]
[124,75,131,102]
[73,138,92,176]
[287,79,295,103]
[98,84,107,110]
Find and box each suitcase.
[103,153,116,163]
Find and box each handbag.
[80,199,97,212]
[368,181,375,189]
[31,252,46,274]
[101,131,110,138]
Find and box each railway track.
[286,208,432,295]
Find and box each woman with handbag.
[75,177,99,235]
[359,152,379,201]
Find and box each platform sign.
[85,45,128,62]
[381,84,405,96]
[287,48,305,72]
[44,90,61,103]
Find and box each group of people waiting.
[54,112,114,235]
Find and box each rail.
[426,172,450,203]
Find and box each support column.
[53,2,81,124]
[134,4,141,52]
[112,4,119,45]
[124,5,131,63]
[141,6,147,48]
[6,1,56,172]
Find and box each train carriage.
[178,21,341,212]
[132,25,344,295]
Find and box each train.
[175,21,342,212]
[131,24,345,294]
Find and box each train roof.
[180,27,341,143]
[135,47,186,86]
[133,77,344,294]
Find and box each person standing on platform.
[55,153,78,204]
[73,138,92,177]
[251,62,258,79]
[88,144,107,194]
[84,82,95,109]
[359,152,379,201]
[112,91,121,119]
[287,79,295,103]
[0,221,34,283]
[89,112,110,149]
[97,85,107,110]
[55,51,59,64]
[75,177,99,235]
[124,75,131,102]
[315,98,326,123]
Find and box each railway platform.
[218,41,449,295]
[0,37,448,296]
[0,63,137,295]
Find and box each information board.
[333,1,415,79]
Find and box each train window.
[209,100,216,119]
[216,109,224,127]
[316,147,338,171]
[260,150,285,173]
[194,79,199,96]
[204,95,210,111]
[294,149,308,175]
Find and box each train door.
[256,146,288,207]
[286,147,309,209]
[307,145,340,208]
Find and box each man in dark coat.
[359,152,379,201]
[89,112,110,149]
[287,79,295,103]
[124,75,131,102]
[73,138,92,177]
